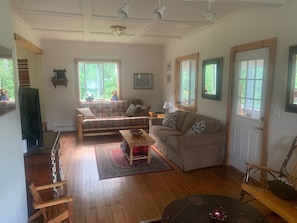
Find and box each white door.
[230,48,269,173]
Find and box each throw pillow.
[125,104,141,117]
[162,113,177,129]
[76,107,96,119]
[137,105,151,116]
[187,120,206,134]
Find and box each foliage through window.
[0,58,14,100]
[76,60,120,101]
[175,53,198,112]
[202,57,223,101]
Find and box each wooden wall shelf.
[52,69,67,88]
[52,78,68,88]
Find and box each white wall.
[0,0,28,222]
[163,1,297,169]
[13,15,42,49]
[41,40,164,131]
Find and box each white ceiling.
[10,0,288,46]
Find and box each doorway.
[226,38,277,178]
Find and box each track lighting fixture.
[118,0,129,19]
[203,0,216,21]
[110,26,126,36]
[153,0,166,20]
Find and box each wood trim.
[226,38,277,184]
[14,33,43,55]
[174,53,199,113]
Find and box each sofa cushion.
[76,107,96,119]
[158,129,183,142]
[151,125,177,136]
[179,132,226,147]
[187,120,206,134]
[162,112,178,128]
[137,105,151,116]
[82,116,149,129]
[126,104,142,116]
[181,113,197,132]
[198,116,221,133]
[80,100,130,118]
[175,110,190,131]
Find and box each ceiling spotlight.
[153,0,166,20]
[118,0,129,19]
[111,26,126,36]
[204,10,216,21]
[203,0,216,21]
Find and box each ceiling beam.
[14,33,43,55]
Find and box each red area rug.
[95,143,172,180]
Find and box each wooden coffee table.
[119,129,155,165]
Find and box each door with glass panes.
[230,47,269,173]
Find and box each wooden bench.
[241,183,297,223]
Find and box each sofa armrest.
[179,132,226,148]
[149,117,163,128]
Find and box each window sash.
[175,53,199,113]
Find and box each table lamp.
[163,101,172,113]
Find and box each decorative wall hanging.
[52,69,68,88]
[134,73,153,89]
[167,61,171,71]
[18,59,30,86]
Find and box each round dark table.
[161,194,267,223]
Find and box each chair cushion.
[268,180,297,201]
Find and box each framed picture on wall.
[167,61,171,71]
[134,73,153,89]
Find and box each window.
[76,59,120,101]
[236,59,264,120]
[175,53,198,112]
[202,57,223,100]
[286,45,297,113]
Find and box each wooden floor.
[59,132,286,223]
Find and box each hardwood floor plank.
[59,132,287,223]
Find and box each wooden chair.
[240,136,297,222]
[28,181,74,223]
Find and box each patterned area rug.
[95,143,172,180]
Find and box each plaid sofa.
[77,100,150,140]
